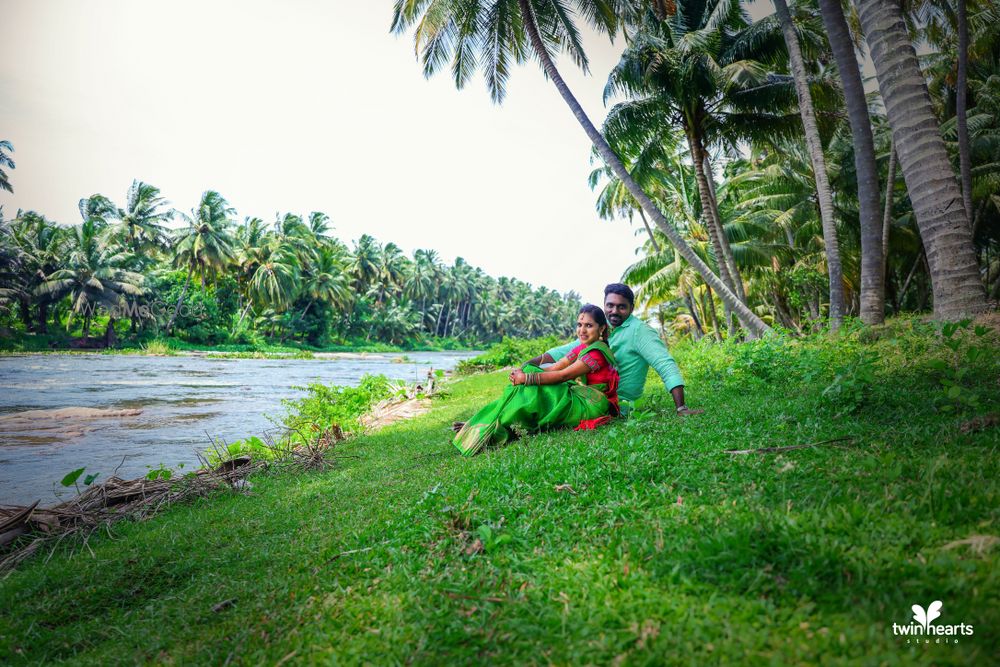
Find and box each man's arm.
[525,340,577,369]
[635,326,702,415]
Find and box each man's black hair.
[604,283,635,308]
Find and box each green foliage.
[5,318,998,664]
[932,319,994,413]
[456,335,567,374]
[151,272,238,345]
[822,352,877,414]
[205,436,276,466]
[281,375,394,436]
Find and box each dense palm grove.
[602,0,1000,339]
[0,181,581,347]
[396,0,998,340]
[4,1,1000,350]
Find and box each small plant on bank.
[932,320,993,413]
[822,352,877,415]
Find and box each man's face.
[604,292,632,328]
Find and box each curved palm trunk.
[819,0,884,324]
[638,210,659,253]
[515,0,770,338]
[703,154,745,303]
[956,0,973,224]
[882,141,897,271]
[855,0,986,319]
[774,0,845,331]
[686,131,737,299]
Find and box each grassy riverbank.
[2,318,999,664]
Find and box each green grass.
[2,318,998,665]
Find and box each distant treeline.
[0,185,581,348]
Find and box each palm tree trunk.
[18,297,31,330]
[684,288,704,340]
[686,131,737,299]
[899,250,924,307]
[703,154,746,303]
[882,141,897,271]
[638,210,660,253]
[819,0,884,325]
[37,301,48,334]
[956,0,973,225]
[166,266,194,333]
[236,301,254,328]
[515,0,769,339]
[855,0,986,319]
[774,0,845,331]
[704,284,722,342]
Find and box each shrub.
[280,374,394,437]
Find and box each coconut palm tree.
[0,140,14,193]
[816,0,884,324]
[167,191,236,331]
[102,180,172,256]
[35,219,144,339]
[247,238,300,312]
[855,0,986,318]
[391,0,773,337]
[301,245,352,318]
[407,249,438,331]
[350,234,382,295]
[772,0,844,330]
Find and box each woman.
[453,304,619,456]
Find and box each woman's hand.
[509,369,527,385]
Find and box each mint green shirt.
[546,315,684,402]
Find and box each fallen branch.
[724,436,856,455]
[443,590,507,603]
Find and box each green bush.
[456,335,568,374]
[280,374,394,437]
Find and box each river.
[0,351,479,506]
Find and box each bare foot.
[677,407,704,416]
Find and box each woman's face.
[577,312,604,345]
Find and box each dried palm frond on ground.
[0,457,265,575]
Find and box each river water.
[0,351,478,506]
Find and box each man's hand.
[676,406,704,416]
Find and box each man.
[527,283,702,416]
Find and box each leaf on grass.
[940,534,1000,556]
[464,539,483,556]
[554,484,577,494]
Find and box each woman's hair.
[579,304,610,343]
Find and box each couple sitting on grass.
[454,283,702,456]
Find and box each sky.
[0,0,775,304]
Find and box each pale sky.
[1,1,775,304]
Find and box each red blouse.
[565,342,620,414]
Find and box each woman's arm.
[510,359,590,386]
